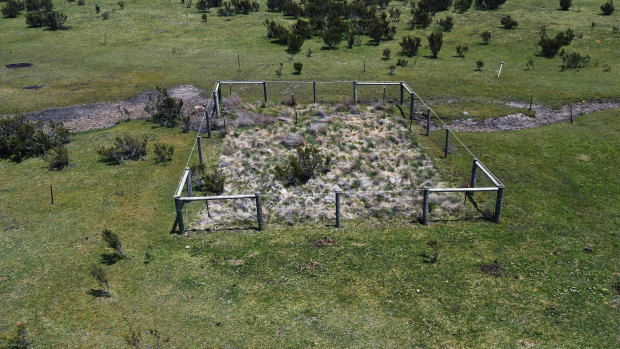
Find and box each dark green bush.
[90,264,110,296]
[191,163,226,195]
[264,19,290,44]
[428,31,443,58]
[476,59,484,70]
[102,229,126,257]
[412,7,432,28]
[196,0,208,12]
[291,18,312,38]
[396,58,408,66]
[418,0,452,13]
[2,0,25,18]
[116,0,123,9]
[282,0,302,18]
[293,62,302,74]
[274,144,331,187]
[475,0,506,10]
[286,33,305,54]
[45,144,69,170]
[0,115,68,162]
[500,15,517,29]
[561,52,590,70]
[153,143,174,163]
[145,86,184,128]
[400,35,421,56]
[559,0,571,10]
[538,28,574,57]
[481,30,491,44]
[439,16,453,31]
[43,10,65,29]
[456,44,468,58]
[454,0,472,12]
[382,48,391,59]
[97,134,147,165]
[601,0,614,15]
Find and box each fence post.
[206,107,211,138]
[353,81,358,103]
[422,188,429,225]
[335,191,342,228]
[400,82,404,105]
[197,136,203,164]
[213,91,220,119]
[255,192,264,231]
[426,108,431,136]
[313,81,317,103]
[469,158,478,198]
[217,81,222,102]
[175,198,185,234]
[263,81,268,103]
[494,186,504,223]
[409,92,414,121]
[444,129,450,158]
[186,167,193,197]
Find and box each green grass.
[0,0,618,115]
[1,108,619,347]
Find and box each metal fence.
[172,80,504,234]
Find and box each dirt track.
[8,85,619,133]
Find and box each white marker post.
[497,61,505,78]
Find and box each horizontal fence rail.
[172,80,504,234]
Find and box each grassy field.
[1,107,618,347]
[0,0,618,115]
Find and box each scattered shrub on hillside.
[217,1,232,15]
[76,0,83,5]
[559,0,571,11]
[274,144,331,187]
[500,15,518,29]
[24,0,66,29]
[102,229,126,258]
[396,58,408,66]
[481,30,491,44]
[145,86,184,128]
[600,0,614,15]
[389,64,396,74]
[526,58,534,70]
[418,0,453,13]
[286,33,305,54]
[2,0,25,18]
[428,31,443,58]
[48,120,71,144]
[101,11,108,19]
[439,16,453,31]
[475,0,506,10]
[201,13,207,21]
[476,59,484,70]
[264,19,289,44]
[95,4,99,13]
[389,7,400,22]
[0,323,29,348]
[426,237,440,263]
[538,28,574,57]
[454,0,472,12]
[561,52,591,70]
[400,35,421,56]
[191,163,226,195]
[291,18,312,38]
[180,114,190,133]
[0,115,70,162]
[293,62,303,74]
[412,7,432,28]
[196,0,208,12]
[456,44,468,58]
[97,134,147,165]
[89,264,110,296]
[45,144,69,170]
[116,0,123,9]
[283,0,302,18]
[153,143,174,164]
[382,48,391,60]
[275,62,283,76]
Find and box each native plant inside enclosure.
[274,144,331,187]
[191,163,226,195]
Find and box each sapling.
[90,264,110,296]
[102,229,126,257]
[427,237,439,263]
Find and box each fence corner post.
[255,192,264,231]
[335,190,342,228]
[422,188,430,225]
[469,158,478,198]
[313,81,317,103]
[494,186,505,223]
[263,81,268,103]
[186,167,193,197]
[400,81,404,105]
[213,91,220,119]
[353,81,358,104]
[444,128,450,158]
[216,81,222,102]
[175,198,185,234]
[426,108,431,136]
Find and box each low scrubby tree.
[89,264,110,296]
[45,144,69,170]
[475,0,506,10]
[454,0,472,12]
[286,33,304,54]
[500,15,518,29]
[0,116,70,162]
[196,0,208,12]
[97,134,147,164]
[476,59,484,70]
[400,35,421,56]
[481,30,491,44]
[418,0,453,13]
[600,0,614,15]
[412,7,432,28]
[153,143,174,163]
[190,163,226,195]
[559,0,571,10]
[2,0,25,18]
[538,28,574,57]
[293,62,302,74]
[456,44,468,58]
[561,52,590,70]
[383,48,391,59]
[145,87,184,128]
[428,31,443,58]
[291,18,312,38]
[102,229,126,257]
[439,16,453,31]
[274,144,331,187]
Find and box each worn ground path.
[7,85,619,133]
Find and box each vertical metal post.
[197,136,203,164]
[216,81,222,102]
[409,92,414,121]
[494,186,504,223]
[255,192,264,231]
[186,168,193,197]
[470,158,478,188]
[353,81,358,104]
[213,91,220,119]
[400,82,404,105]
[444,129,450,158]
[205,108,211,138]
[263,81,268,103]
[422,188,429,225]
[570,105,573,123]
[335,191,341,228]
[313,81,317,103]
[50,185,54,205]
[175,198,185,234]
[426,108,431,136]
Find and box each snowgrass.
[0,0,618,115]
[1,108,619,347]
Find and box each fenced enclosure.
[172,80,504,234]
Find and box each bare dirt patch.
[312,236,334,247]
[480,260,503,277]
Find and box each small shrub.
[77,0,84,5]
[2,0,25,18]
[561,52,590,70]
[559,0,571,10]
[526,58,534,70]
[0,323,29,348]
[417,0,452,13]
[538,28,574,57]
[427,237,439,263]
[101,11,109,19]
[400,35,421,57]
[196,0,208,12]
[191,163,226,195]
[293,62,302,74]
[45,144,69,170]
[475,0,506,10]
[275,62,283,76]
[476,59,484,70]
[413,7,432,28]
[428,31,443,58]
[201,13,207,21]
[500,15,518,29]
[389,64,396,74]
[48,120,70,144]
[117,0,123,9]
[481,30,491,44]
[153,143,174,163]
[274,144,331,186]
[456,44,468,58]
[454,0,472,12]
[95,4,99,13]
[382,48,391,60]
[396,58,408,66]
[89,264,110,296]
[286,33,305,54]
[102,229,126,257]
[97,134,147,165]
[0,115,62,162]
[145,86,184,128]
[601,0,614,15]
[438,16,453,31]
